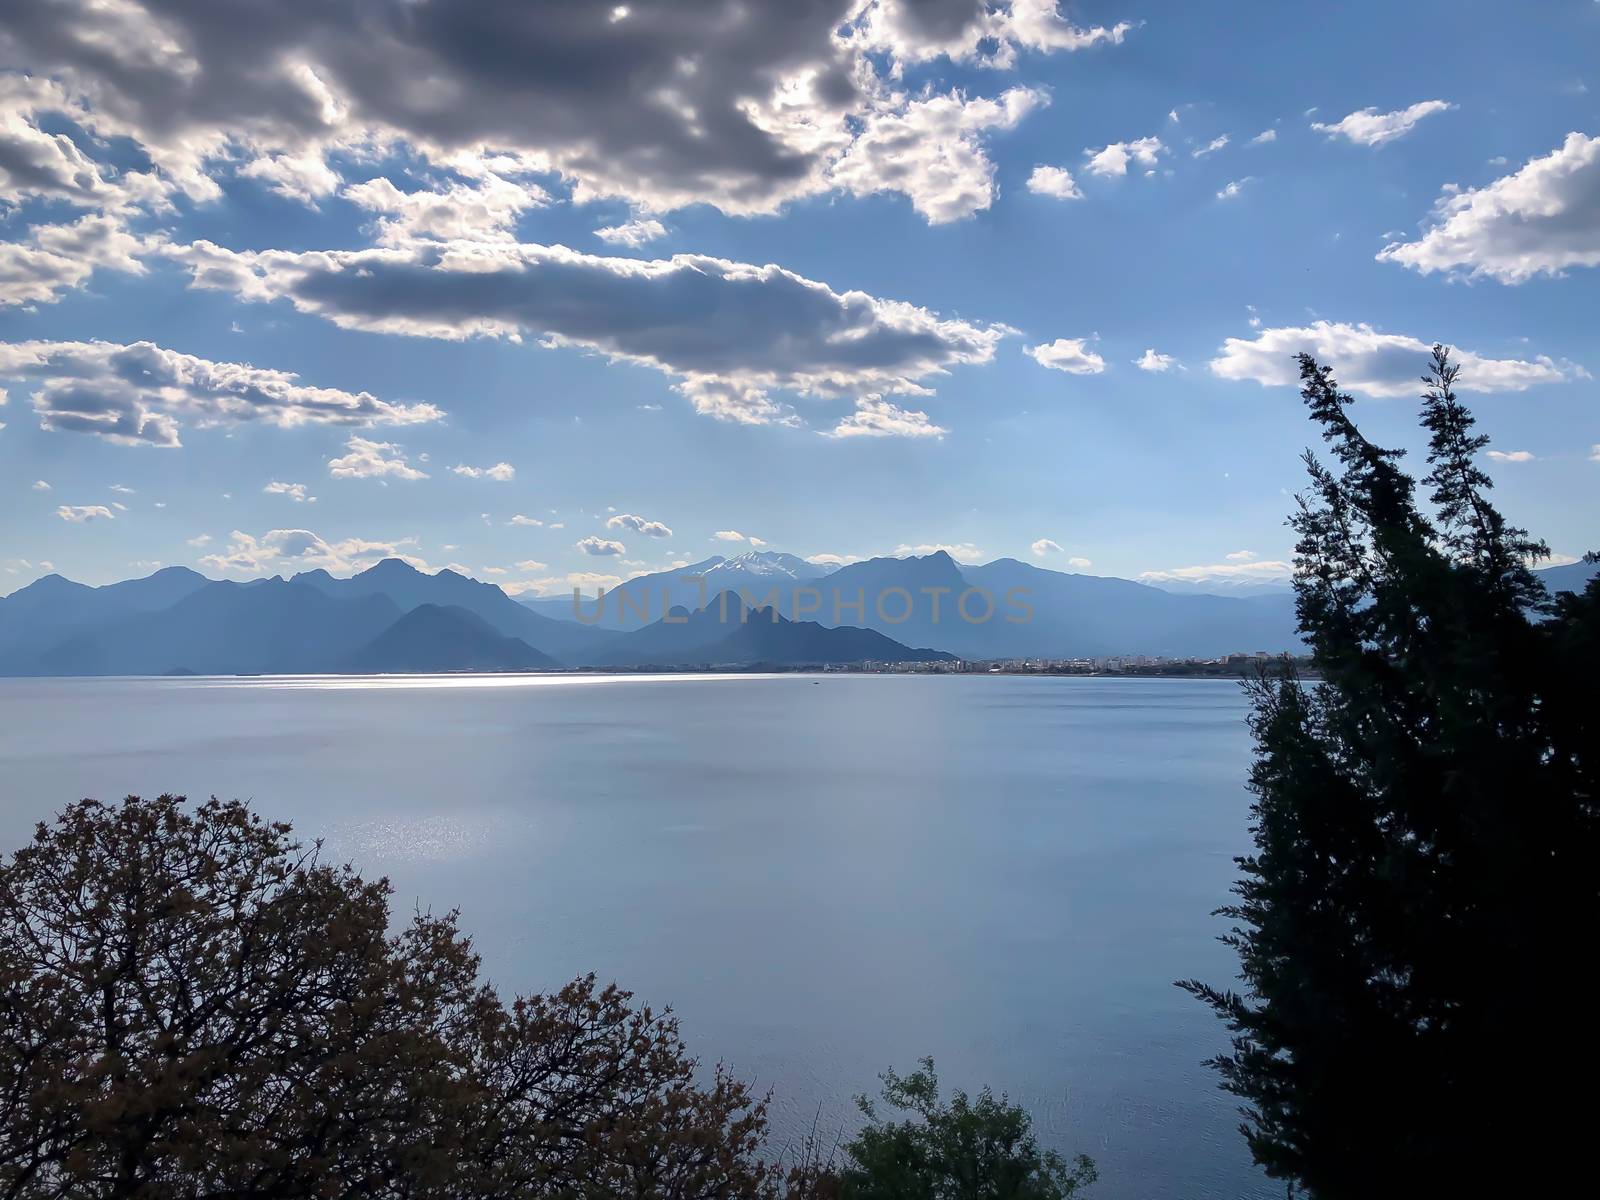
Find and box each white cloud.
[1135,348,1175,372]
[576,536,626,557]
[1251,129,1277,145]
[1377,133,1600,283]
[0,214,148,308]
[520,570,626,596]
[199,529,421,576]
[1192,134,1229,158]
[1140,559,1293,584]
[823,395,947,439]
[1066,556,1091,569]
[1030,538,1063,556]
[327,436,429,481]
[1216,177,1254,200]
[1026,338,1106,375]
[263,480,314,502]
[514,559,548,572]
[1486,449,1535,463]
[852,1,1135,69]
[1083,136,1164,178]
[1025,164,1083,200]
[508,514,544,527]
[452,462,516,481]
[1226,550,1259,562]
[186,534,212,547]
[167,240,1010,427]
[806,552,862,567]
[829,86,1045,224]
[594,218,667,248]
[55,504,114,523]
[1311,100,1453,146]
[607,513,673,538]
[32,480,50,490]
[713,530,753,543]
[109,484,135,494]
[343,173,547,245]
[894,542,984,563]
[0,339,439,448]
[1210,321,1575,397]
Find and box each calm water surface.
[0,674,1270,1199]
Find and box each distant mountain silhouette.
[291,558,609,660]
[2,555,1587,677]
[1537,558,1599,595]
[0,566,209,667]
[958,557,1301,658]
[19,579,400,676]
[587,591,956,667]
[519,551,833,630]
[342,605,559,673]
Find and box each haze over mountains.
[1,552,1592,677]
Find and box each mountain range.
[1,552,1592,677]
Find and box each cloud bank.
[0,340,440,447]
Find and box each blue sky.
[2,0,1597,594]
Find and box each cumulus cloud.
[852,0,1136,70]
[823,395,947,439]
[343,173,547,245]
[452,462,516,481]
[713,530,756,543]
[1084,136,1164,178]
[0,214,148,307]
[1251,129,1277,145]
[1377,133,1600,283]
[32,480,50,490]
[1226,550,1259,561]
[1025,165,1083,200]
[1135,348,1175,372]
[607,513,673,538]
[56,504,114,523]
[829,86,1044,223]
[263,480,315,502]
[508,514,544,527]
[1210,321,1575,398]
[0,0,1128,229]
[0,339,439,448]
[1192,134,1229,158]
[576,536,626,557]
[167,239,1009,425]
[1066,556,1091,568]
[327,436,429,480]
[1026,338,1106,375]
[894,542,984,563]
[1311,101,1453,146]
[806,552,862,567]
[198,528,421,576]
[1486,449,1535,463]
[594,218,667,248]
[1030,538,1063,556]
[1216,177,1253,200]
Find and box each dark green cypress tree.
[1180,349,1599,1198]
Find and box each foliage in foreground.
[0,796,1095,1199]
[816,1059,1096,1200]
[0,795,772,1199]
[1180,349,1600,1198]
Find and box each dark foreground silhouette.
[1181,350,1600,1199]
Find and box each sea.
[0,672,1273,1199]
